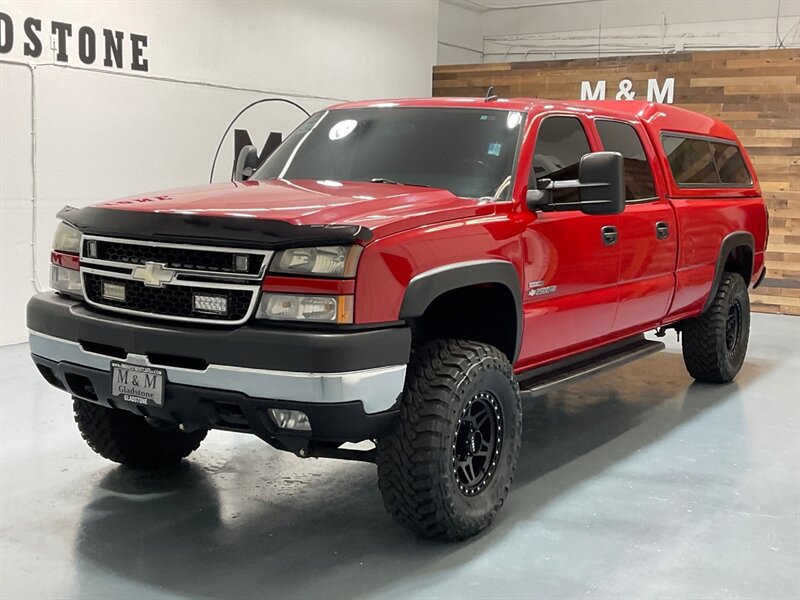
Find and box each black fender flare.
[703,231,755,313]
[398,259,523,361]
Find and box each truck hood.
[92,179,494,241]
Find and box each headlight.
[256,293,353,324]
[50,264,83,294]
[51,222,82,294]
[53,222,82,254]
[269,246,361,278]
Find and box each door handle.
[656,221,670,240]
[601,225,618,246]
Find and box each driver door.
[517,115,621,369]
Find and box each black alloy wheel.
[725,299,743,354]
[453,391,503,496]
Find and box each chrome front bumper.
[29,330,406,414]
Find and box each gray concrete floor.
[1,313,798,600]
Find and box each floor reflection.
[73,350,769,599]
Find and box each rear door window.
[596,120,657,201]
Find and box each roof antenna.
[485,86,499,102]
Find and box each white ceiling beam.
[442,0,604,13]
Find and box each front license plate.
[111,362,166,407]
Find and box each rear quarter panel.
[666,197,767,320]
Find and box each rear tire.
[73,399,207,468]
[681,272,750,383]
[376,339,522,541]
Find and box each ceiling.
[443,0,601,12]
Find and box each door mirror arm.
[525,152,625,215]
[525,187,552,211]
[525,177,555,211]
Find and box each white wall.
[437,1,482,64]
[438,0,800,64]
[0,0,438,345]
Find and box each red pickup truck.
[28,98,768,540]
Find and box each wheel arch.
[703,231,755,313]
[398,260,522,362]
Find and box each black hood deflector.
[57,206,373,249]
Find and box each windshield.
[253,107,525,199]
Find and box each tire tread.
[73,399,206,468]
[376,339,521,540]
[681,272,750,383]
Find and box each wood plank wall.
[433,49,800,315]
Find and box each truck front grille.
[84,273,254,322]
[79,236,271,325]
[88,240,265,276]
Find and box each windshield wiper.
[370,178,431,188]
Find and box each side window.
[711,142,752,185]
[596,120,657,202]
[530,116,591,204]
[662,135,718,185]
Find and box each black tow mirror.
[233,145,259,181]
[575,151,625,215]
[525,152,625,216]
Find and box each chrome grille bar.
[78,235,272,324]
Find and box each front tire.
[73,399,207,468]
[376,339,522,540]
[681,272,751,383]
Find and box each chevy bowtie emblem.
[131,262,176,287]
